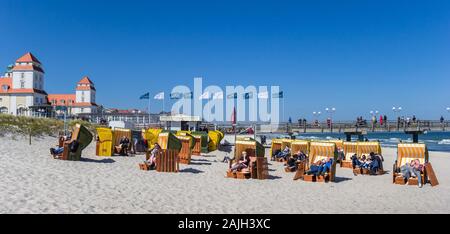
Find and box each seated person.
[368,152,383,174]
[275,146,291,160]
[306,157,333,176]
[400,159,424,188]
[143,143,162,170]
[337,147,345,162]
[359,155,370,169]
[119,136,130,156]
[229,151,250,173]
[285,151,307,171]
[350,154,362,169]
[50,136,79,159]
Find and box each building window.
[2,85,8,91]
[81,92,85,102]
[20,79,25,89]
[21,73,25,79]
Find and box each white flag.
[258,91,269,99]
[212,92,223,100]
[154,92,165,100]
[199,91,210,100]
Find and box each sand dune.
[0,136,449,214]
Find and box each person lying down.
[228,151,250,173]
[305,157,333,177]
[285,150,307,171]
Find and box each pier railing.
[205,120,450,134]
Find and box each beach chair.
[295,142,337,183]
[58,124,93,161]
[156,132,182,172]
[340,142,358,168]
[227,137,267,180]
[132,130,147,153]
[285,140,310,172]
[96,127,113,156]
[112,128,133,155]
[328,139,344,150]
[291,140,310,155]
[176,133,195,164]
[143,128,162,149]
[208,130,224,152]
[270,139,283,161]
[191,131,209,153]
[354,141,384,175]
[273,139,293,162]
[393,143,439,186]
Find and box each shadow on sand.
[180,168,204,174]
[81,158,116,164]
[333,177,353,183]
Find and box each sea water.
[262,131,450,152]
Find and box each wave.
[438,139,450,145]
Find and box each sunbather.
[285,151,307,171]
[306,157,333,176]
[50,132,75,158]
[143,143,162,170]
[229,151,250,173]
[275,146,291,160]
[400,159,424,188]
[119,136,130,156]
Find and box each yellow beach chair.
[341,142,358,168]
[208,130,224,152]
[291,140,310,155]
[270,138,283,161]
[296,142,337,183]
[393,143,438,186]
[112,128,133,155]
[96,127,113,156]
[228,137,268,180]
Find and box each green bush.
[0,114,98,144]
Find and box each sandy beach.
[0,136,449,214]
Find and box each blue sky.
[1,0,450,121]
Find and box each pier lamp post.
[446,107,450,127]
[313,111,321,126]
[325,107,336,131]
[393,107,402,130]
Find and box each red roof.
[73,102,98,107]
[6,88,48,95]
[0,77,12,93]
[47,94,76,106]
[16,52,41,64]
[12,65,45,73]
[78,76,94,85]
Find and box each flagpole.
[148,95,151,128]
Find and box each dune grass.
[0,114,99,144]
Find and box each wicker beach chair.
[227,137,268,180]
[272,139,293,162]
[191,131,209,153]
[294,142,337,183]
[340,142,358,168]
[59,124,93,161]
[393,143,438,186]
[155,132,182,172]
[285,140,310,172]
[112,128,133,155]
[176,133,195,164]
[270,139,283,161]
[208,130,224,152]
[353,141,384,175]
[96,127,113,156]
